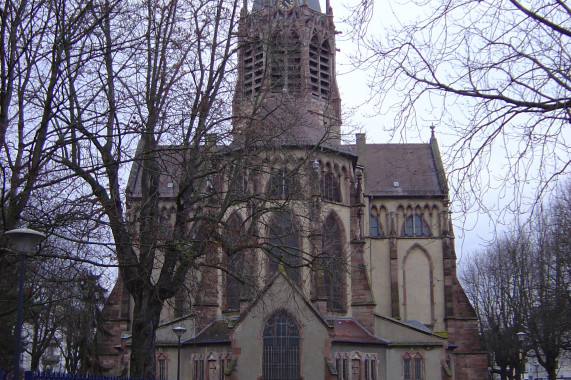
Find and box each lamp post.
[5,228,45,380]
[172,326,187,380]
[517,331,526,380]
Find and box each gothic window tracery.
[364,354,377,380]
[370,213,383,237]
[262,310,300,380]
[193,354,205,380]
[156,353,168,380]
[173,287,191,318]
[225,213,246,311]
[268,168,297,199]
[228,168,248,201]
[267,212,300,284]
[335,353,350,380]
[402,214,430,237]
[402,352,424,380]
[322,214,345,311]
[321,170,341,202]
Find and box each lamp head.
[172,326,187,339]
[5,228,45,253]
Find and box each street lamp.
[5,228,45,380]
[517,331,526,379]
[172,326,187,380]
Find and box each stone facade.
[95,0,487,378]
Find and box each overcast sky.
[330,0,524,263]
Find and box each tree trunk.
[547,367,557,380]
[129,287,164,379]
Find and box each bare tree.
[462,234,531,380]
[0,0,109,370]
[57,271,106,374]
[46,0,340,377]
[526,182,571,380]
[462,181,571,380]
[346,0,570,222]
[0,0,343,377]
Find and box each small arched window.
[403,214,430,237]
[370,214,383,237]
[403,352,424,380]
[321,172,340,202]
[228,168,248,201]
[268,168,296,199]
[262,310,300,380]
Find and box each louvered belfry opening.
[243,38,264,97]
[309,35,330,99]
[268,32,301,93]
[262,310,301,380]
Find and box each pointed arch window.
[309,36,331,99]
[156,355,167,380]
[322,214,345,311]
[268,168,297,199]
[225,213,246,311]
[321,172,340,202]
[403,214,430,237]
[403,352,424,380]
[228,168,248,201]
[269,33,301,93]
[173,287,191,318]
[243,38,264,97]
[364,354,377,380]
[263,310,300,380]
[268,212,300,284]
[370,214,383,237]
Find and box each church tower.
[232,0,342,146]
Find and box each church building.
[95,0,487,379]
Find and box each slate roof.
[126,137,448,199]
[345,141,447,197]
[330,318,388,345]
[253,0,321,12]
[182,319,231,345]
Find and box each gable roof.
[233,266,331,328]
[345,141,447,197]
